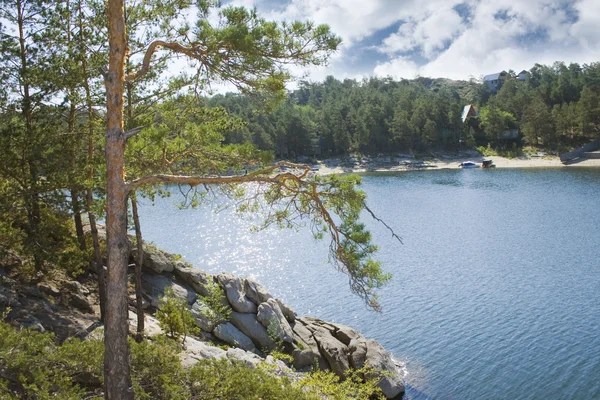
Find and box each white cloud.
[373,56,420,80]
[373,0,600,80]
[219,0,600,83]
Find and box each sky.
[226,0,600,83]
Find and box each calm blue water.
[137,168,600,399]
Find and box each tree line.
[209,62,600,157]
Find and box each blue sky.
[227,0,600,82]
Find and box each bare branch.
[124,126,144,140]
[126,40,207,82]
[364,204,403,244]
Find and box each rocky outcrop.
[213,322,259,354]
[256,298,294,343]
[105,243,405,399]
[217,273,257,314]
[141,272,197,307]
[230,311,277,351]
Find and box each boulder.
[333,323,363,346]
[71,293,94,313]
[291,322,329,370]
[141,272,196,307]
[181,337,227,367]
[256,298,294,343]
[38,283,61,297]
[64,281,90,295]
[217,273,256,314]
[347,338,368,369]
[213,322,259,353]
[244,278,272,305]
[230,311,277,351]
[226,347,264,368]
[140,246,175,273]
[308,324,349,378]
[364,339,405,399]
[245,278,296,322]
[174,263,212,296]
[190,301,216,332]
[275,299,296,323]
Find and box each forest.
[209,63,600,157]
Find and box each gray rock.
[292,321,319,349]
[348,338,368,369]
[230,311,277,351]
[244,278,272,305]
[19,316,45,333]
[333,323,363,346]
[256,298,294,343]
[141,272,196,307]
[64,281,90,295]
[226,347,264,368]
[174,263,212,296]
[276,299,296,323]
[217,273,257,314]
[38,283,61,297]
[140,246,175,273]
[292,348,320,369]
[291,322,330,371]
[181,337,227,367]
[213,322,259,353]
[309,324,349,378]
[191,301,216,332]
[364,339,405,399]
[71,293,94,313]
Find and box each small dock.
[560,139,600,163]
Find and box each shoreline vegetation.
[308,151,600,176]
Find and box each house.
[483,71,507,93]
[517,70,528,81]
[461,104,478,123]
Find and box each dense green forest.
[209,63,600,156]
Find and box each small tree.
[155,287,198,344]
[197,281,232,329]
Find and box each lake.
[137,167,600,399]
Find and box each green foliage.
[269,350,294,364]
[187,358,313,400]
[0,320,103,399]
[197,280,232,329]
[0,320,387,400]
[130,336,190,399]
[298,365,386,400]
[155,286,199,342]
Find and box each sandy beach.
[313,153,600,175]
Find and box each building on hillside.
[461,104,478,123]
[517,70,528,81]
[483,71,507,93]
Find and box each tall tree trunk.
[87,188,106,321]
[77,0,106,321]
[71,189,87,251]
[104,0,134,398]
[130,195,145,342]
[17,0,42,271]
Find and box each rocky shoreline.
[1,241,406,399]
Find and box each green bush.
[155,286,198,343]
[0,319,389,400]
[130,336,190,399]
[0,319,103,399]
[187,358,314,400]
[197,280,231,328]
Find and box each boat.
[482,159,496,168]
[458,161,478,168]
